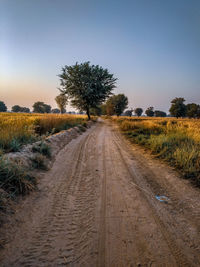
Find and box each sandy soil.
[0,120,199,266]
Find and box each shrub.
[31,154,47,170]
[32,142,51,158]
[0,157,37,195]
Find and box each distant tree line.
[1,96,199,118]
[0,94,68,114]
[11,105,30,113]
[169,97,200,118]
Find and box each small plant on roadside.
[31,154,47,170]
[10,139,21,152]
[0,157,37,196]
[32,142,51,158]
[78,125,86,132]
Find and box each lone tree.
[55,94,68,114]
[134,108,143,117]
[169,97,186,118]
[52,108,60,114]
[105,99,115,116]
[124,109,133,117]
[12,105,22,112]
[58,62,117,120]
[186,103,199,118]
[145,107,154,117]
[0,101,7,112]
[154,110,167,117]
[33,101,51,113]
[100,104,107,115]
[21,107,30,113]
[106,94,128,116]
[11,105,29,113]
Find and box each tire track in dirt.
[18,131,93,266]
[1,124,102,266]
[110,123,200,266]
[97,126,107,267]
[0,120,199,266]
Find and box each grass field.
[111,116,200,185]
[0,113,88,153]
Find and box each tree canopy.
[55,94,68,114]
[51,108,60,114]
[186,103,199,118]
[33,102,51,113]
[169,97,186,118]
[154,110,167,117]
[134,108,143,117]
[58,62,117,119]
[106,94,128,116]
[145,107,154,117]
[124,109,133,117]
[90,106,102,116]
[0,101,7,112]
[11,105,30,113]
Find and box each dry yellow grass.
[111,116,200,185]
[0,113,88,152]
[112,116,200,143]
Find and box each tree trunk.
[86,107,91,120]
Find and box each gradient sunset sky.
[1,0,200,112]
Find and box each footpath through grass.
[111,116,200,186]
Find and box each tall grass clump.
[0,157,37,196]
[32,142,51,158]
[113,116,200,185]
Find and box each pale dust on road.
[0,120,200,266]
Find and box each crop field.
[0,113,88,153]
[111,116,200,185]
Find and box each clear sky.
[0,0,200,112]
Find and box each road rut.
[0,120,200,266]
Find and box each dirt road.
[0,120,200,266]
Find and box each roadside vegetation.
[0,157,37,196]
[111,116,200,186]
[0,112,93,215]
[0,113,88,153]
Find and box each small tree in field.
[124,109,133,117]
[134,108,143,117]
[0,101,7,112]
[12,105,30,113]
[12,105,21,112]
[106,94,128,116]
[154,110,167,117]
[169,97,186,118]
[33,102,51,113]
[52,108,60,114]
[145,107,154,117]
[90,106,102,116]
[105,99,115,115]
[58,62,117,120]
[100,104,107,115]
[186,103,199,118]
[55,94,68,114]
